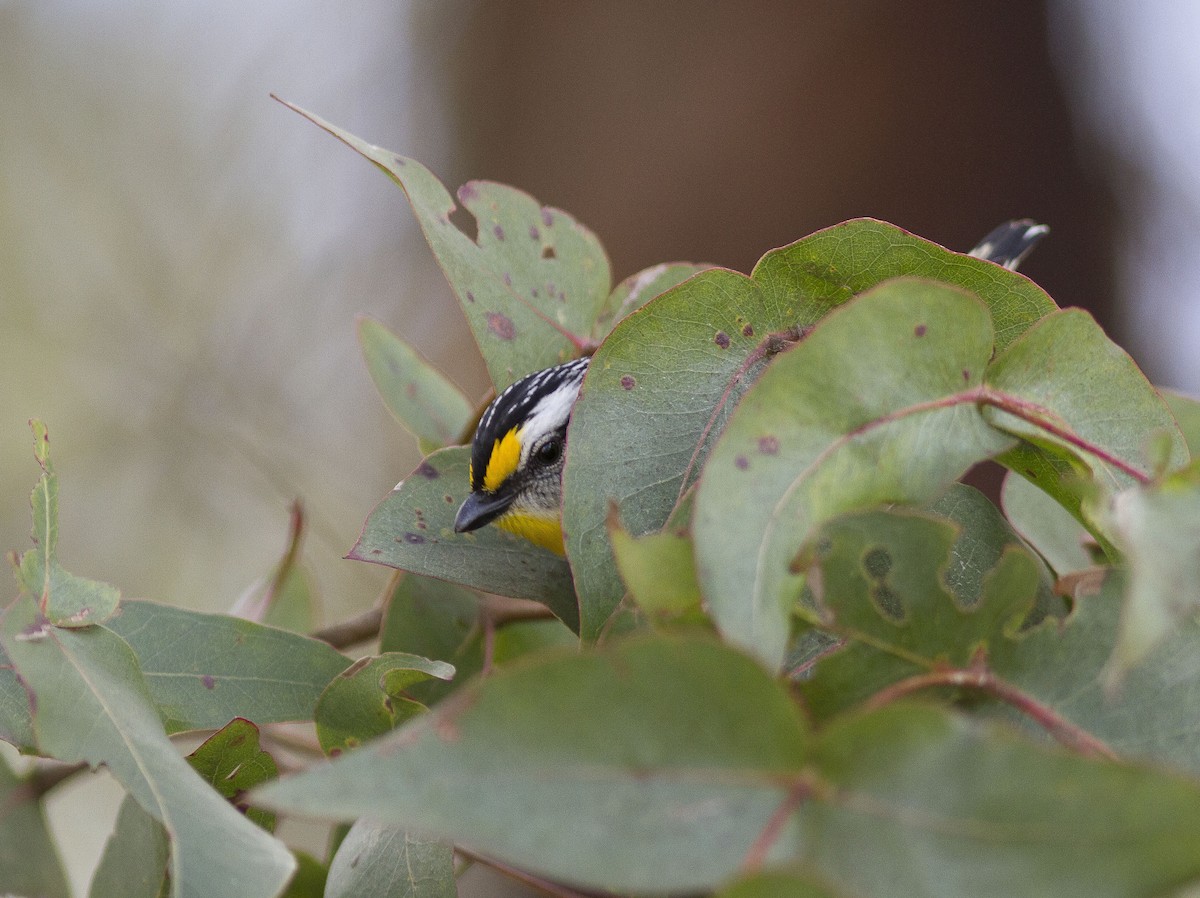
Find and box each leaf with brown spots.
[349,448,579,630]
[277,98,610,389]
[565,220,1052,640]
[694,281,1014,668]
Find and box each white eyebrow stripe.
[518,378,583,464]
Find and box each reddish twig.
[864,667,1118,760]
[741,778,811,871]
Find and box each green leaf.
[17,420,120,627]
[591,261,710,340]
[258,637,1200,897]
[88,794,169,898]
[0,594,295,898]
[349,448,579,629]
[0,750,71,898]
[1001,470,1094,576]
[380,575,483,706]
[492,618,578,665]
[277,98,610,389]
[985,309,1188,552]
[232,503,319,633]
[254,635,809,894]
[989,570,1200,776]
[693,280,1013,668]
[607,509,705,626]
[0,640,34,749]
[279,852,327,898]
[358,316,474,453]
[713,870,842,898]
[186,718,279,831]
[314,653,453,756]
[796,496,1042,720]
[1103,461,1200,678]
[803,704,1200,898]
[1164,388,1200,456]
[325,820,456,898]
[105,600,350,733]
[565,219,1051,641]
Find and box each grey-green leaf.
[324,821,456,898]
[254,635,809,894]
[0,750,71,898]
[0,594,295,898]
[104,600,350,733]
[349,448,579,629]
[88,794,169,898]
[694,280,1013,668]
[358,316,474,452]
[278,99,609,389]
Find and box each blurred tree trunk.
[428,0,1113,332]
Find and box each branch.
[311,605,384,650]
[864,667,1118,760]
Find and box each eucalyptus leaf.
[255,634,810,893]
[713,870,841,898]
[349,448,579,629]
[693,280,1013,668]
[1164,388,1200,455]
[278,98,609,388]
[325,820,456,898]
[591,261,710,339]
[985,309,1188,552]
[0,749,71,898]
[565,219,1051,641]
[88,794,169,898]
[186,718,279,831]
[17,420,119,627]
[1103,461,1200,678]
[380,574,484,706]
[105,600,350,733]
[1001,470,1094,576]
[0,593,295,898]
[315,653,452,755]
[0,640,34,749]
[358,316,474,452]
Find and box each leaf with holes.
[350,448,579,629]
[0,593,295,898]
[795,490,1046,721]
[278,98,610,388]
[17,420,119,627]
[693,280,1014,668]
[358,316,475,453]
[564,219,1051,641]
[104,600,350,733]
[989,569,1200,777]
[314,653,453,756]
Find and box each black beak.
[454,490,516,533]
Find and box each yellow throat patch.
[498,509,566,555]
[483,427,522,493]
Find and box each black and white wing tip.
[968,219,1050,271]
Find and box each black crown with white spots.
[469,357,590,492]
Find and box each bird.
[453,220,1048,555]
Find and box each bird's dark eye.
[533,437,563,466]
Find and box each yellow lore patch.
[498,510,565,555]
[483,427,522,493]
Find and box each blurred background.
[3,1,1199,893]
